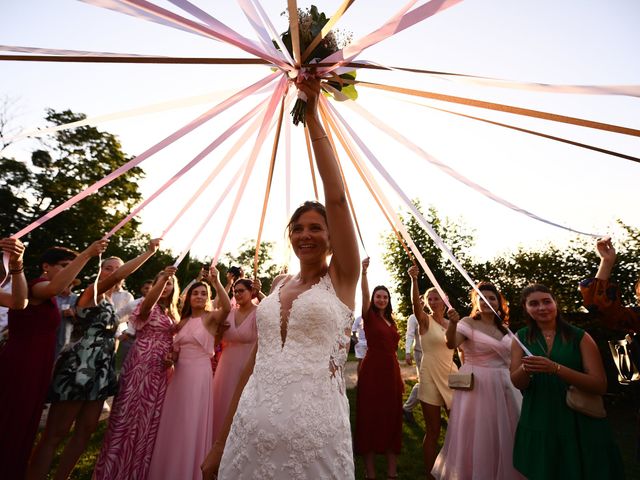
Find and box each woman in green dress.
[510,284,624,479]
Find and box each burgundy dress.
[0,278,60,479]
[355,309,404,454]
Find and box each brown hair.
[370,285,394,324]
[180,281,212,320]
[470,281,509,335]
[520,284,574,343]
[286,201,328,237]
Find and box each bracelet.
[9,267,24,274]
[554,362,561,374]
[311,134,328,142]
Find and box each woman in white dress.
[202,76,360,480]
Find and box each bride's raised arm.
[297,77,360,305]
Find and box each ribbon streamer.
[318,0,463,75]
[326,98,532,354]
[236,0,293,69]
[8,88,243,143]
[242,0,297,68]
[301,0,355,62]
[326,84,602,237]
[254,96,286,277]
[160,109,268,239]
[320,110,369,256]
[353,80,640,137]
[212,76,289,266]
[172,160,248,267]
[287,0,302,66]
[12,72,278,239]
[104,99,268,239]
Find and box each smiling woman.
[511,284,624,480]
[201,75,360,480]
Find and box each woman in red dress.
[355,257,404,480]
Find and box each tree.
[0,109,147,279]
[382,202,477,319]
[223,240,282,294]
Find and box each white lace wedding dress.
[218,273,355,479]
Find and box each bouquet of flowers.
[278,5,358,126]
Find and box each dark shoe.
[402,408,415,424]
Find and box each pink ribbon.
[104,99,268,239]
[318,0,463,75]
[325,98,532,354]
[86,0,289,69]
[326,84,601,238]
[212,76,289,266]
[236,0,295,69]
[172,161,248,267]
[160,107,268,239]
[12,72,278,239]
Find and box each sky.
[1,0,639,298]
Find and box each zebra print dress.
[93,304,174,480]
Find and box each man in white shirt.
[403,311,422,423]
[351,315,367,375]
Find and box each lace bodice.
[254,274,353,391]
[219,273,355,479]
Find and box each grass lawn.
[45,381,637,479]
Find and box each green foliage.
[223,240,282,293]
[382,202,477,318]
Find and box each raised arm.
[202,265,231,335]
[360,258,371,318]
[0,238,28,309]
[408,265,428,332]
[298,77,359,304]
[83,239,161,304]
[31,239,109,301]
[252,277,266,303]
[595,237,616,280]
[138,266,177,322]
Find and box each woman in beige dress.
[407,266,459,479]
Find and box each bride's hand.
[201,441,224,479]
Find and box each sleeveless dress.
[432,319,524,480]
[355,309,404,455]
[48,300,118,401]
[418,315,455,409]
[0,278,60,479]
[513,325,624,480]
[148,317,215,480]
[218,274,354,479]
[212,308,258,443]
[93,303,174,480]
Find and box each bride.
[201,76,360,479]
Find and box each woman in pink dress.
[212,278,258,443]
[148,266,230,480]
[432,282,524,480]
[93,265,180,480]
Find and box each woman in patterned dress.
[27,240,161,479]
[92,264,180,480]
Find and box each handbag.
[448,371,474,390]
[565,385,606,418]
[448,326,474,390]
